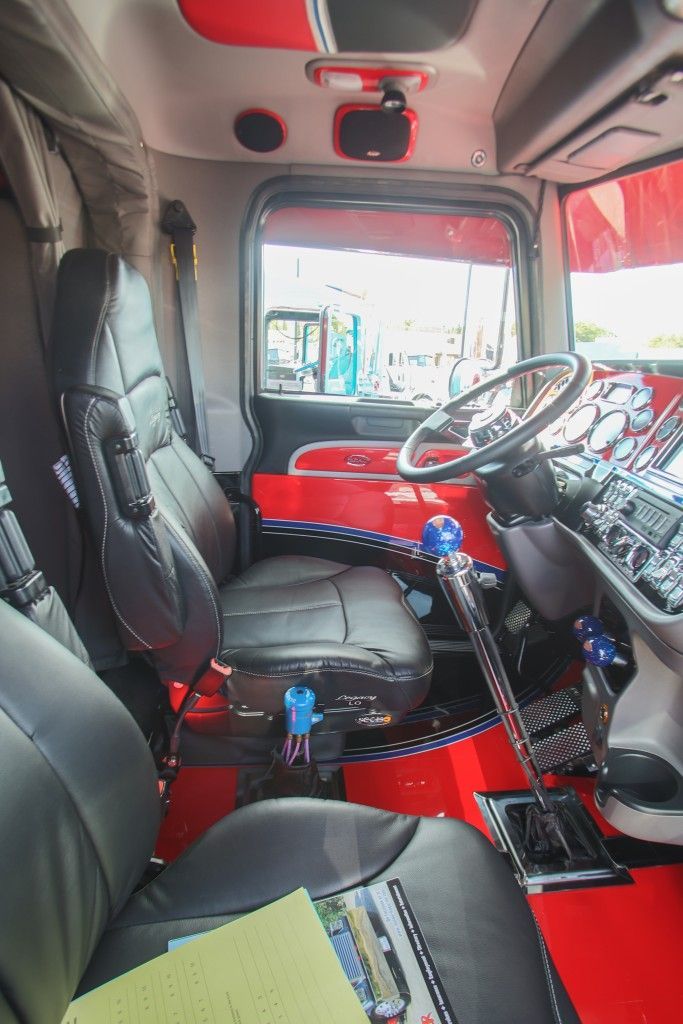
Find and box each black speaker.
[334,105,417,162]
[234,109,287,153]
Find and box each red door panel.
[254,440,506,571]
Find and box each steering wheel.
[396,352,591,482]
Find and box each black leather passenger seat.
[0,597,580,1023]
[51,250,432,730]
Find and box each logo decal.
[355,713,392,727]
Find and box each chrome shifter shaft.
[422,516,570,855]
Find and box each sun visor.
[178,0,477,53]
[262,207,512,267]
[566,158,683,273]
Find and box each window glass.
[565,159,683,362]
[260,206,520,403]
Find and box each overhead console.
[494,0,683,181]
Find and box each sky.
[264,243,683,363]
[570,263,683,356]
[263,244,509,330]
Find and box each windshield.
[565,158,683,363]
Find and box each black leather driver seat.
[51,250,432,731]
[0,599,579,1023]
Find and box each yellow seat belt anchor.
[169,241,198,281]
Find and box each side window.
[260,206,520,403]
[564,158,683,363]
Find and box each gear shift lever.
[422,515,572,860]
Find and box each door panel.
[251,394,506,574]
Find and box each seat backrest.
[0,597,160,1022]
[52,250,236,681]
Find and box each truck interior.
[1,1,683,1021]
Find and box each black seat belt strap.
[0,460,92,666]
[0,463,45,609]
[165,377,188,442]
[161,200,214,468]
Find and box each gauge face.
[563,403,600,443]
[631,386,653,410]
[587,410,628,453]
[585,380,604,401]
[656,416,679,442]
[613,436,637,462]
[631,408,654,433]
[634,445,656,472]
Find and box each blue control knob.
[582,635,618,667]
[573,615,604,641]
[284,686,323,735]
[421,515,464,557]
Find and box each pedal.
[521,685,582,734]
[504,600,532,635]
[532,721,593,773]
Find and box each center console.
[580,475,683,613]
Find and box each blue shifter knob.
[421,515,464,557]
[582,635,618,667]
[573,615,604,641]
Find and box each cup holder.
[597,749,682,812]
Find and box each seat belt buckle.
[193,657,233,697]
[201,453,216,470]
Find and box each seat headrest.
[52,249,164,399]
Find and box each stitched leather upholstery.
[221,556,433,717]
[52,251,432,724]
[0,599,579,1023]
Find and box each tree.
[648,333,683,349]
[574,321,615,344]
[315,895,348,931]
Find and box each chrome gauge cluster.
[587,409,628,453]
[557,378,659,460]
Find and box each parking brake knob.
[582,635,628,668]
[421,515,464,557]
[572,615,604,641]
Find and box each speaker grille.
[335,107,416,162]
[234,110,286,153]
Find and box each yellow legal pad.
[62,888,368,1024]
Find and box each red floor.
[157,725,683,1023]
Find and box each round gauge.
[587,410,628,453]
[656,416,679,442]
[613,436,637,462]
[631,408,654,433]
[634,445,656,472]
[585,380,604,401]
[631,386,653,410]
[563,403,600,443]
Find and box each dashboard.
[538,368,683,616]
[504,364,683,845]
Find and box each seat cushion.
[218,556,433,723]
[79,799,579,1024]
